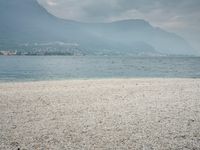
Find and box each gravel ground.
[0,78,200,150]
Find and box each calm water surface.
[0,56,200,81]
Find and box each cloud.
[46,1,57,6]
[38,0,200,27]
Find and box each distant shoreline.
[0,54,199,57]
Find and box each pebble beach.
[0,78,200,149]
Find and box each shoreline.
[0,78,200,149]
[0,77,200,84]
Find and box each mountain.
[0,0,197,56]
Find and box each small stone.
[143,144,153,150]
[10,141,19,147]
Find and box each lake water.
[0,56,200,82]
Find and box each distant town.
[0,50,78,56]
[0,42,84,56]
[0,50,17,56]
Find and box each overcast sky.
[38,0,200,51]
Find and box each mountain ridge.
[0,0,197,56]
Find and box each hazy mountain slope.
[0,0,85,44]
[90,20,195,55]
[0,0,197,55]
